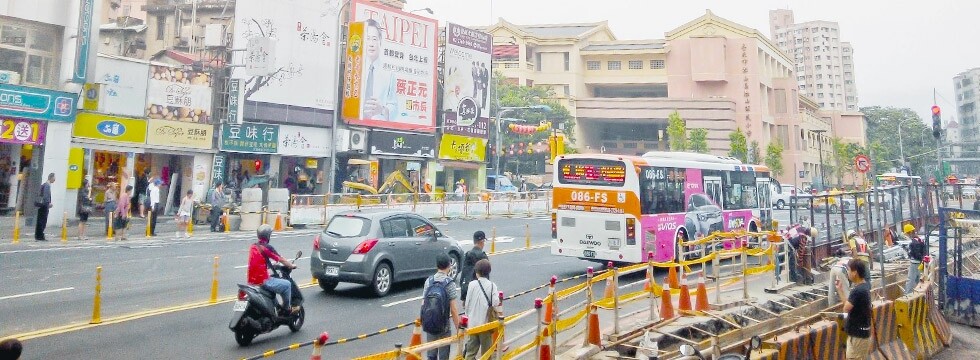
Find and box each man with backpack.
[459,231,489,301]
[420,253,461,360]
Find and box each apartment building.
[769,9,859,111]
[954,68,980,157]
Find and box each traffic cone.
[586,305,601,346]
[273,213,284,231]
[543,298,554,325]
[660,288,675,319]
[310,332,329,360]
[407,319,422,360]
[667,265,679,289]
[539,326,552,360]
[643,268,652,291]
[678,284,693,312]
[695,272,710,312]
[603,276,615,301]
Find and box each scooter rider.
[248,224,299,314]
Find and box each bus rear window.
[557,159,627,187]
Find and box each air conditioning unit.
[0,70,21,85]
[336,129,367,152]
[204,24,225,47]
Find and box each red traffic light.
[931,105,941,115]
[253,159,262,172]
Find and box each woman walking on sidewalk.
[175,190,195,239]
[464,259,501,359]
[103,183,117,236]
[114,185,133,241]
[77,179,93,240]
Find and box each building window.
[156,15,166,40]
[563,85,570,96]
[818,93,824,98]
[0,20,61,88]
[628,60,643,70]
[650,59,665,69]
[815,65,822,70]
[817,84,823,89]
[586,60,600,70]
[607,61,621,70]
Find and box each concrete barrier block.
[240,213,261,231]
[240,201,262,213]
[241,188,263,203]
[268,188,290,203]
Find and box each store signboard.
[92,55,151,117]
[0,118,46,145]
[232,0,339,111]
[72,111,147,143]
[438,133,486,162]
[67,148,85,189]
[0,84,77,122]
[72,0,95,83]
[369,130,435,158]
[219,122,279,153]
[146,63,213,123]
[211,154,227,185]
[278,125,331,158]
[146,119,212,150]
[442,23,492,139]
[342,1,439,132]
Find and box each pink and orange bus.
[550,152,774,264]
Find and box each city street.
[2,216,615,359]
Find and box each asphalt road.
[5,215,625,360]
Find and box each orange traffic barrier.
[407,319,422,360]
[544,276,556,325]
[310,332,329,360]
[678,284,693,312]
[695,272,710,312]
[660,288,675,319]
[667,265,679,289]
[586,305,601,346]
[273,213,284,231]
[539,326,552,360]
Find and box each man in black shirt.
[836,258,872,360]
[458,231,489,301]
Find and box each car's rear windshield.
[325,215,370,237]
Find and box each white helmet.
[846,229,856,239]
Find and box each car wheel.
[776,200,785,210]
[448,253,460,279]
[234,329,256,346]
[318,278,339,292]
[371,263,393,297]
[288,306,305,332]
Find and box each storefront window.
[0,19,61,88]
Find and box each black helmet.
[257,224,273,243]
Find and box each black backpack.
[420,276,452,334]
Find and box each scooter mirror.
[295,251,303,260]
[750,335,762,350]
[679,344,696,356]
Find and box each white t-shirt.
[464,278,500,327]
[149,184,160,207]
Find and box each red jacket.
[247,243,283,285]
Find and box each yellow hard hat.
[810,228,818,238]
[903,223,916,234]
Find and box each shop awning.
[438,160,484,170]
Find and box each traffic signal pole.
[932,104,946,208]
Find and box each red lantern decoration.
[519,149,525,155]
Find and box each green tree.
[688,128,709,154]
[765,141,785,177]
[861,106,938,177]
[666,111,688,151]
[749,141,761,164]
[728,128,748,163]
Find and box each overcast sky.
[407,0,980,123]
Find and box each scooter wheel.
[235,329,256,346]
[288,307,305,332]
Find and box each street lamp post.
[494,105,551,179]
[814,129,828,190]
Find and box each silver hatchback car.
[311,210,463,297]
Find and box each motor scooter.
[229,251,305,346]
[679,335,762,360]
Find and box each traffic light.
[932,105,942,139]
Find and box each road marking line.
[382,295,423,307]
[0,287,74,301]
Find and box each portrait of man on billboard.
[360,19,397,121]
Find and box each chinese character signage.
[0,118,46,145]
[0,84,77,122]
[212,154,227,185]
[92,55,151,118]
[227,78,243,124]
[219,122,279,153]
[146,64,213,123]
[232,0,339,111]
[278,125,331,158]
[442,23,492,139]
[72,111,148,144]
[343,1,439,132]
[146,119,212,150]
[369,130,435,158]
[72,0,95,83]
[438,133,486,162]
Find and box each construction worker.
[846,230,871,266]
[904,223,926,294]
[783,224,818,284]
